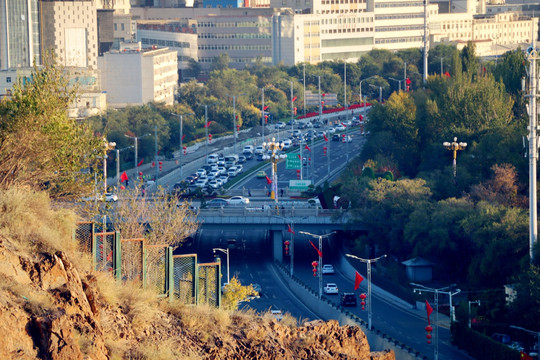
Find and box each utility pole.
[423,0,429,84]
[154,125,158,184]
[526,45,539,264]
[261,88,265,144]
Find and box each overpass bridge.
[186,207,363,263]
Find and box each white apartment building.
[98,43,178,107]
[40,0,98,70]
[136,20,198,76]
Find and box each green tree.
[507,265,540,330]
[211,53,230,71]
[0,54,102,198]
[460,41,479,78]
[493,49,528,120]
[221,276,257,310]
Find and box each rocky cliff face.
[0,235,395,360]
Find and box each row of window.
[376,25,424,32]
[141,38,191,48]
[178,56,195,62]
[321,17,373,24]
[198,56,272,63]
[375,13,425,20]
[321,0,365,4]
[321,27,374,34]
[375,1,423,8]
[319,9,365,14]
[197,21,270,28]
[198,44,271,51]
[375,36,423,44]
[198,33,271,39]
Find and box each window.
[121,23,125,31]
[6,77,11,83]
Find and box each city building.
[0,0,41,69]
[98,42,178,107]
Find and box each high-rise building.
[0,0,41,69]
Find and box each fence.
[74,222,220,307]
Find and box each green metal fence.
[93,231,121,280]
[120,238,146,286]
[198,261,221,308]
[75,221,95,253]
[173,254,198,305]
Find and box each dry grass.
[0,186,77,256]
[0,273,55,316]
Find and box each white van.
[243,145,254,153]
[207,154,219,164]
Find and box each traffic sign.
[289,180,311,191]
[286,153,301,169]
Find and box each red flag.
[323,134,328,142]
[181,134,186,140]
[426,300,434,324]
[287,224,295,233]
[354,271,364,291]
[444,71,451,77]
[298,154,302,160]
[520,351,534,360]
[292,95,297,102]
[204,121,211,128]
[265,175,272,184]
[309,240,323,258]
[304,145,311,151]
[341,122,347,128]
[137,158,144,167]
[120,171,128,183]
[263,106,269,111]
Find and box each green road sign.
[289,180,312,191]
[286,153,301,169]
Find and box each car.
[206,198,229,208]
[252,283,262,297]
[234,164,243,173]
[257,170,267,178]
[207,171,219,180]
[218,174,229,184]
[297,122,307,129]
[317,131,326,138]
[196,168,206,177]
[194,179,207,188]
[217,160,226,167]
[335,124,346,132]
[173,181,190,193]
[342,135,352,143]
[280,139,292,149]
[237,155,247,164]
[185,176,196,184]
[275,122,286,129]
[104,193,118,202]
[243,145,254,153]
[257,153,265,161]
[206,154,219,164]
[492,333,511,345]
[217,166,227,175]
[271,309,283,321]
[243,151,254,160]
[208,179,221,189]
[313,121,322,128]
[227,166,239,177]
[340,293,357,306]
[327,127,336,134]
[324,283,339,294]
[322,264,335,274]
[229,196,250,205]
[332,134,340,141]
[254,145,265,154]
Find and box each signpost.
[286,153,301,169]
[289,180,311,191]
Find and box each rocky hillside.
[0,187,395,360]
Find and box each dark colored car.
[340,293,357,306]
[237,155,246,164]
[332,134,340,141]
[206,198,229,208]
[243,151,254,160]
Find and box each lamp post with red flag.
[124,133,151,171]
[274,215,295,277]
[300,231,336,299]
[116,146,133,191]
[263,138,286,211]
[171,112,193,179]
[345,253,387,330]
[411,283,461,360]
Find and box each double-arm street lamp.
[102,138,116,194]
[359,75,379,111]
[411,283,461,360]
[263,138,286,209]
[171,112,194,178]
[443,137,467,178]
[468,300,481,328]
[124,133,151,170]
[345,253,387,331]
[213,247,230,285]
[227,94,246,153]
[299,231,335,299]
[388,77,402,92]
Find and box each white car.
[229,196,250,205]
[196,168,206,177]
[254,146,265,154]
[217,166,227,175]
[208,179,220,189]
[194,179,207,188]
[324,283,339,294]
[342,135,353,143]
[322,264,335,274]
[335,124,346,132]
[227,166,239,177]
[271,309,283,321]
[275,122,286,129]
[327,127,336,134]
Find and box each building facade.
[98,43,178,107]
[0,0,40,69]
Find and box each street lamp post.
[213,247,230,284]
[443,137,467,178]
[227,94,246,153]
[388,77,402,92]
[468,300,481,328]
[369,84,383,103]
[299,231,335,299]
[345,253,387,331]
[510,325,540,360]
[154,125,158,184]
[125,133,151,170]
[201,103,217,163]
[359,75,378,111]
[263,138,286,208]
[116,146,133,191]
[274,215,295,277]
[411,283,461,360]
[171,112,194,179]
[102,138,116,195]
